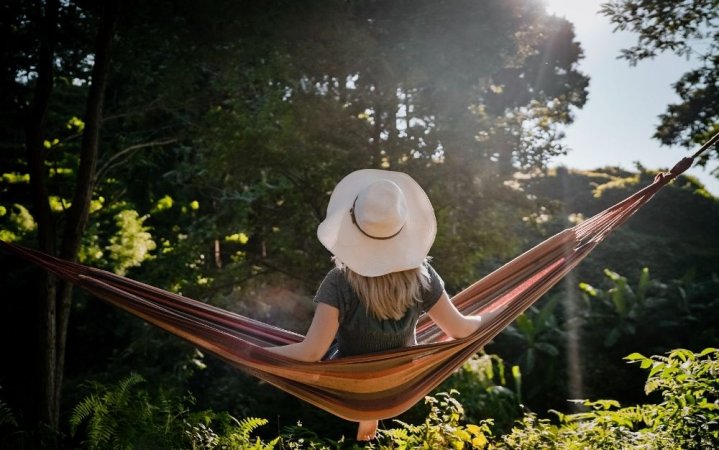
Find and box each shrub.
[500,348,719,450]
[69,373,279,449]
[66,348,718,449]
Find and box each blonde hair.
[335,258,430,321]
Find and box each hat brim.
[317,169,436,277]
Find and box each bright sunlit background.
[543,0,719,195]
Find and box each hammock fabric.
[0,143,713,422]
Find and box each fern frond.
[87,402,114,449]
[246,435,280,450]
[264,436,281,449]
[112,372,145,408]
[0,399,17,427]
[235,417,269,442]
[70,394,102,433]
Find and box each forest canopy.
[0,0,717,448]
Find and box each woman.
[269,169,488,440]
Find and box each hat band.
[349,197,405,241]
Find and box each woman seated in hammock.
[268,169,491,440]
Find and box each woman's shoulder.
[423,261,443,282]
[323,266,346,283]
[314,267,351,299]
[420,260,445,309]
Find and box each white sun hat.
[317,169,437,277]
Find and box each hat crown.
[316,169,436,277]
[354,180,408,239]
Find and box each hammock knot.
[669,157,694,177]
[653,172,671,184]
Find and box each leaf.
[604,328,621,348]
[512,365,522,402]
[620,322,636,335]
[524,348,536,374]
[603,268,621,281]
[515,314,534,338]
[648,363,665,378]
[535,342,559,356]
[578,282,597,297]
[587,399,620,410]
[625,352,648,361]
[610,287,628,318]
[534,297,559,334]
[0,400,17,428]
[669,348,695,362]
[637,267,650,300]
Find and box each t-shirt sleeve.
[421,263,446,312]
[313,268,341,310]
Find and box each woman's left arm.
[266,303,340,362]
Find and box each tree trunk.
[54,0,121,429]
[24,0,121,438]
[25,0,60,432]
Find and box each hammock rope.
[1,134,716,421]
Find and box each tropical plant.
[624,348,719,448]
[437,354,522,434]
[0,398,25,450]
[498,348,719,450]
[184,415,280,450]
[579,267,657,347]
[69,373,168,449]
[503,296,562,373]
[0,399,16,429]
[69,372,283,450]
[579,267,719,351]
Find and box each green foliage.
[591,173,640,198]
[498,410,678,449]
[183,415,280,450]
[600,0,719,161]
[0,204,37,242]
[69,373,153,448]
[59,349,718,449]
[0,397,24,450]
[3,0,717,447]
[0,400,18,428]
[277,423,348,450]
[580,267,719,351]
[106,210,157,276]
[152,195,174,213]
[625,348,719,448]
[502,348,719,449]
[69,373,281,450]
[378,392,494,450]
[1,173,30,184]
[580,268,656,347]
[504,296,562,373]
[0,399,17,428]
[438,354,522,433]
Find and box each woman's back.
[314,263,445,357]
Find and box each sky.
[542,0,719,196]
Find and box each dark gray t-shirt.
[313,263,445,357]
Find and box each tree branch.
[95,137,178,183]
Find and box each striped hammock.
[0,147,710,422]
